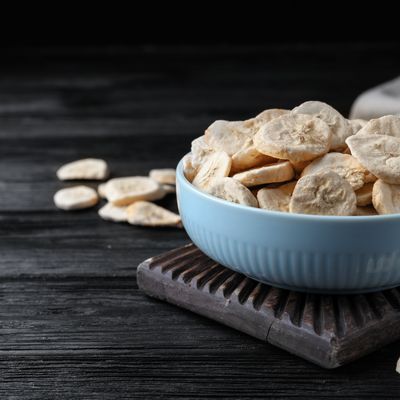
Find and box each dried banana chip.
[162,184,176,194]
[191,136,215,168]
[257,181,297,212]
[346,133,400,184]
[192,151,231,190]
[149,168,176,185]
[290,160,312,175]
[301,152,369,190]
[206,177,258,207]
[354,206,378,216]
[233,161,294,187]
[254,113,331,163]
[98,183,107,198]
[372,179,400,215]
[357,115,400,138]
[289,170,356,216]
[54,185,99,210]
[355,182,373,206]
[104,176,165,206]
[349,118,368,134]
[126,201,181,227]
[204,120,256,156]
[292,101,351,150]
[57,158,109,181]
[98,202,128,222]
[255,108,289,122]
[182,154,197,182]
[231,145,276,173]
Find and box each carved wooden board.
[138,243,400,369]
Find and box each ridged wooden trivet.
[137,243,400,368]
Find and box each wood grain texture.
[1,44,400,399]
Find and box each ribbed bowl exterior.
[176,159,400,293]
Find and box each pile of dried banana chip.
[54,159,180,227]
[184,101,400,216]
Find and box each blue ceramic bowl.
[176,156,400,294]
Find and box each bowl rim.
[176,155,400,223]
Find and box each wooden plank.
[0,280,398,398]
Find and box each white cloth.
[350,76,400,120]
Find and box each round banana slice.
[192,151,231,190]
[349,118,368,134]
[104,176,165,206]
[149,168,176,185]
[191,136,215,168]
[292,101,351,150]
[98,182,107,198]
[231,145,276,173]
[354,206,378,216]
[182,154,197,182]
[56,158,109,181]
[372,179,400,215]
[98,202,128,222]
[254,113,331,163]
[257,181,297,212]
[54,185,99,210]
[204,120,256,156]
[233,161,294,187]
[289,171,356,216]
[301,152,369,190]
[355,182,374,206]
[346,133,400,184]
[357,115,400,138]
[126,201,181,227]
[206,177,258,207]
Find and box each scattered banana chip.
[204,120,256,156]
[289,171,357,216]
[231,145,276,173]
[233,161,294,187]
[54,185,99,210]
[149,168,176,185]
[182,154,197,182]
[372,179,400,215]
[292,101,351,150]
[357,115,400,138]
[98,202,128,222]
[126,201,181,227]
[254,113,331,163]
[192,151,231,190]
[354,206,378,216]
[104,176,165,206]
[162,184,176,194]
[301,152,369,190]
[355,182,373,206]
[346,133,400,184]
[206,177,258,207]
[257,181,297,212]
[57,158,109,181]
[98,183,107,198]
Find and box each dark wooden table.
[1,44,400,399]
